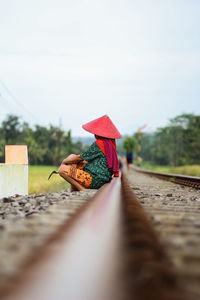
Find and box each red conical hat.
[82,115,122,139]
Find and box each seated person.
[58,115,122,191]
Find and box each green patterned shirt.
[80,142,113,189]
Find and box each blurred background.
[0,0,199,193]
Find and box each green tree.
[184,115,200,164]
[138,133,154,162]
[0,114,87,166]
[47,125,66,166]
[122,136,137,154]
[74,141,84,154]
[0,132,5,163]
[139,113,200,166]
[26,135,46,165]
[65,129,75,155]
[1,115,22,144]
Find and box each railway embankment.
[128,170,200,299]
[0,169,199,299]
[0,189,96,291]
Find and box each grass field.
[29,163,200,195]
[29,166,69,194]
[140,162,200,177]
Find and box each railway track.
[133,166,200,189]
[0,172,188,300]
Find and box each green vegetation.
[136,114,200,167]
[1,113,200,194]
[0,115,87,165]
[29,166,69,194]
[141,162,200,177]
[122,136,137,153]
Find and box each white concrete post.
[0,145,28,198]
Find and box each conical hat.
[82,115,122,139]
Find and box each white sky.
[0,0,199,136]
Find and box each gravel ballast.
[0,189,96,290]
[0,170,200,299]
[128,170,200,299]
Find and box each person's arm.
[61,154,84,165]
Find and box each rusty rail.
[133,166,200,189]
[1,173,186,300]
[120,174,185,300]
[2,177,122,300]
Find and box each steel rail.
[2,177,122,300]
[1,173,186,300]
[133,166,200,189]
[120,174,186,300]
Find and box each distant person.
[49,115,122,191]
[119,158,123,170]
[126,152,133,171]
[122,136,137,172]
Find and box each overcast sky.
[0,0,199,137]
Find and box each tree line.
[1,113,199,167]
[0,115,86,165]
[137,114,200,166]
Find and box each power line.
[0,93,17,115]
[0,79,41,124]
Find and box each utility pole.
[137,124,147,166]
